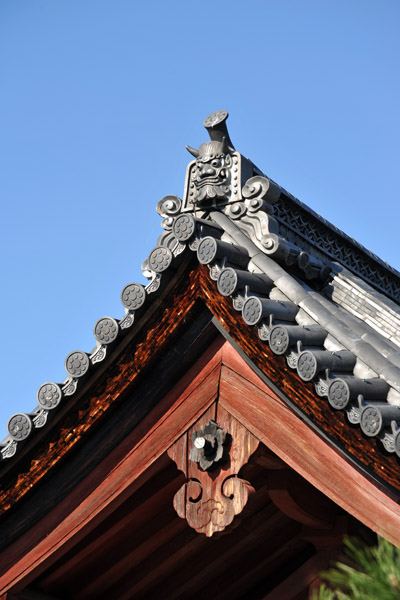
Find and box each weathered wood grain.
[1,254,400,599]
[36,464,183,591]
[0,340,223,594]
[168,403,259,536]
[218,362,400,546]
[198,264,400,495]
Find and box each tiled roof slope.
[2,110,400,468]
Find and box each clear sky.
[0,0,399,439]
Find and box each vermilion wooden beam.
[1,339,400,597]
[73,514,189,600]
[218,349,400,546]
[36,467,183,591]
[0,338,224,595]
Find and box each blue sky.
[0,0,399,439]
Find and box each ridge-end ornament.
[182,111,253,211]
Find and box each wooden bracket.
[267,470,336,530]
[167,403,259,536]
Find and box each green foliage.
[312,536,400,600]
[312,583,337,600]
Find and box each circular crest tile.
[297,352,318,381]
[94,317,119,344]
[269,326,290,355]
[148,247,172,273]
[242,297,262,325]
[65,351,90,378]
[121,283,146,310]
[8,413,32,441]
[173,215,195,242]
[217,268,237,296]
[37,382,62,410]
[360,406,382,437]
[328,379,350,409]
[197,237,217,265]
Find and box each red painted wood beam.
[218,347,400,546]
[1,340,400,597]
[0,339,224,595]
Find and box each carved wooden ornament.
[167,404,259,537]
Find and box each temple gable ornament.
[167,405,259,537]
[156,110,331,287]
[183,110,279,212]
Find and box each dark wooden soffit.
[0,256,203,512]
[1,341,400,596]
[0,340,226,593]
[1,260,400,514]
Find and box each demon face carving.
[187,138,232,206]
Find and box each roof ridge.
[2,110,400,471]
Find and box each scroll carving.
[242,175,281,205]
[167,404,259,537]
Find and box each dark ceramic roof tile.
[2,110,400,465]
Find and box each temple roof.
[1,110,400,491]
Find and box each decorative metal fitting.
[189,420,230,471]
